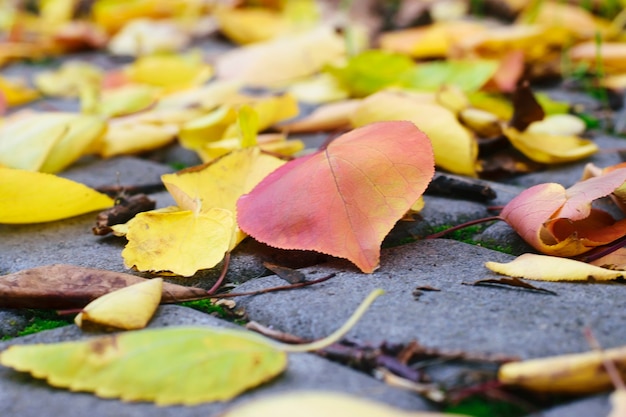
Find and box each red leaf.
[237,121,434,273]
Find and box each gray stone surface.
[0,310,29,338]
[235,239,626,360]
[530,394,611,417]
[0,305,431,417]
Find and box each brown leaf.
[93,193,156,236]
[466,276,557,295]
[509,80,545,131]
[0,265,208,309]
[263,262,306,284]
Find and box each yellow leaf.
[33,61,103,98]
[163,147,284,216]
[0,112,106,173]
[350,90,478,177]
[198,134,303,164]
[97,84,158,117]
[179,105,237,150]
[485,253,624,281]
[499,345,626,393]
[75,278,162,330]
[93,0,190,34]
[122,208,235,276]
[0,168,113,224]
[156,80,242,111]
[237,105,259,148]
[222,391,467,417]
[0,326,287,405]
[0,76,40,106]
[215,7,288,45]
[503,126,598,164]
[124,52,213,93]
[216,26,345,87]
[287,73,349,104]
[99,119,178,158]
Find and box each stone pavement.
[2,46,626,417]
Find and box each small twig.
[95,183,165,197]
[210,273,336,298]
[426,216,502,239]
[207,252,231,295]
[246,321,307,344]
[576,235,626,263]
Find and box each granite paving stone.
[0,305,432,417]
[234,239,626,360]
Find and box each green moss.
[1,310,73,341]
[430,224,515,255]
[178,299,233,319]
[445,397,526,417]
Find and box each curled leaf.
[501,168,626,256]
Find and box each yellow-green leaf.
[237,105,259,148]
[503,126,597,164]
[0,326,287,405]
[0,168,113,224]
[75,278,163,331]
[485,253,624,281]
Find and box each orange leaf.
[237,121,434,273]
[501,168,626,256]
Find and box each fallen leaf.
[509,80,545,131]
[609,389,626,417]
[75,278,162,330]
[500,168,626,256]
[287,73,349,104]
[121,208,235,276]
[221,391,466,417]
[92,0,189,34]
[215,6,288,45]
[485,253,623,281]
[93,193,156,235]
[280,99,361,133]
[351,90,478,177]
[327,50,415,97]
[107,18,190,55]
[237,121,435,273]
[0,326,287,405]
[124,52,213,93]
[0,112,106,173]
[99,118,179,158]
[97,84,158,117]
[216,26,345,87]
[33,61,103,98]
[499,344,626,393]
[502,126,598,164]
[0,264,208,309]
[0,75,40,106]
[263,262,306,284]
[401,59,499,92]
[0,168,113,224]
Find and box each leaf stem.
[207,252,231,295]
[273,289,385,353]
[426,216,503,239]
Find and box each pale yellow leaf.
[280,100,361,133]
[485,253,623,281]
[99,120,178,158]
[98,84,158,118]
[499,345,626,393]
[216,26,345,87]
[75,278,162,330]
[34,61,103,98]
[350,90,478,177]
[107,18,190,56]
[215,7,288,45]
[0,168,113,224]
[0,112,106,173]
[222,391,468,417]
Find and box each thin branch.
[210,273,336,298]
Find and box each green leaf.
[326,50,415,97]
[401,60,498,92]
[0,326,287,405]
